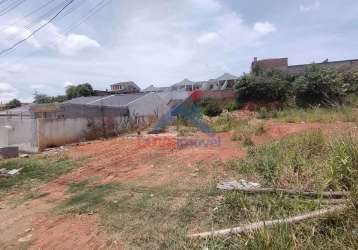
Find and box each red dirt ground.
[0,121,356,249]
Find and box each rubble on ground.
[0,168,22,177]
[217,179,261,190]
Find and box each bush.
[294,65,346,107]
[341,68,358,94]
[199,98,223,117]
[222,100,239,112]
[4,99,21,109]
[235,70,292,104]
[66,83,94,99]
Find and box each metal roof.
[65,93,146,107]
[215,73,239,81]
[0,105,32,115]
[173,78,196,87]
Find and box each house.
[110,81,141,94]
[251,57,358,75]
[202,73,239,91]
[171,78,202,91]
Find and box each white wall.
[0,117,38,152]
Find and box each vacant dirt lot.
[0,120,356,249]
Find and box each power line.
[23,0,57,18]
[0,0,10,7]
[0,0,57,33]
[1,0,112,64]
[0,0,74,56]
[55,0,89,23]
[24,1,71,30]
[0,0,27,17]
[63,0,111,33]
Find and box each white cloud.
[0,25,40,48]
[0,1,279,101]
[58,34,100,56]
[300,2,320,12]
[190,0,222,12]
[197,32,220,44]
[0,21,100,56]
[253,22,277,35]
[64,81,74,87]
[0,82,17,102]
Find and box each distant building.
[110,81,140,94]
[251,57,288,72]
[202,73,239,91]
[169,73,239,92]
[171,78,202,91]
[252,57,358,75]
[142,85,171,93]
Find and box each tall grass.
[326,134,358,191]
[258,106,358,123]
[237,130,327,188]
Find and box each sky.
[0,0,357,103]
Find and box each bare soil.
[0,121,355,249]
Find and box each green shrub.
[341,68,358,94]
[199,98,223,117]
[295,65,346,107]
[235,70,292,104]
[222,100,239,111]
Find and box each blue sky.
[0,0,357,102]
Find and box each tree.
[33,93,53,104]
[4,99,21,109]
[294,65,346,107]
[33,93,68,104]
[66,83,94,99]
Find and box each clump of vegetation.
[236,64,358,111]
[0,154,78,193]
[257,106,358,123]
[222,100,239,112]
[295,65,346,107]
[33,83,95,104]
[65,83,94,99]
[2,98,21,110]
[326,134,358,191]
[199,98,223,117]
[235,68,293,105]
[33,93,68,104]
[209,111,237,132]
[236,129,358,193]
[238,130,327,187]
